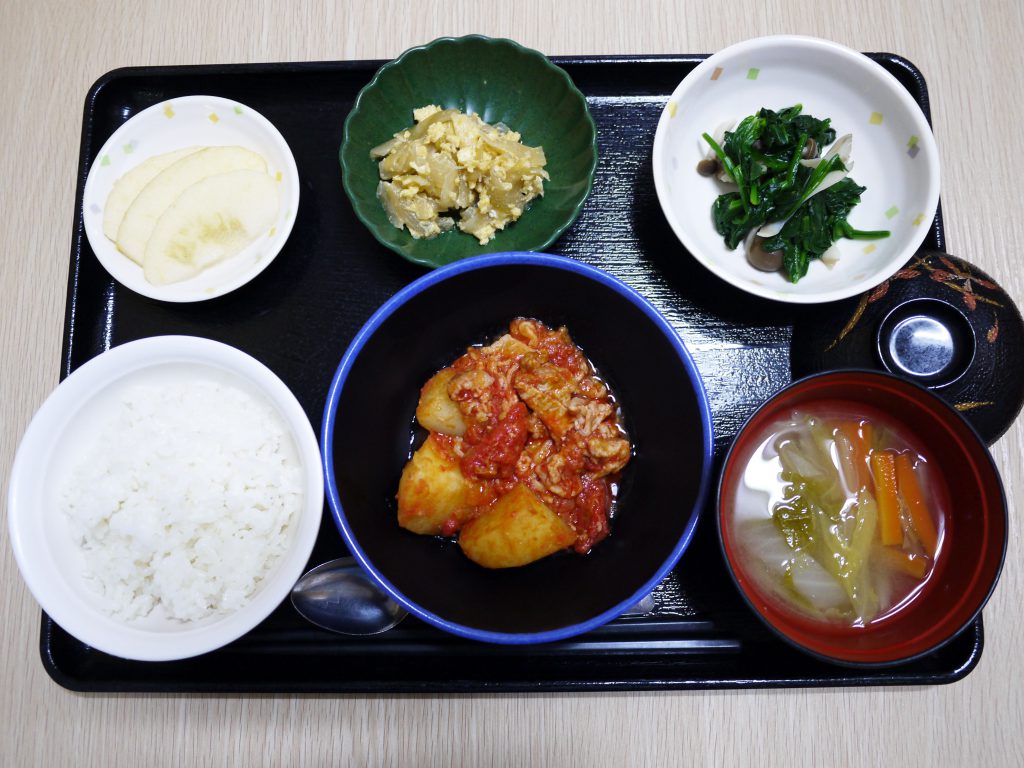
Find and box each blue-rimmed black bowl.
[321,253,713,643]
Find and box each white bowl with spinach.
[652,35,940,304]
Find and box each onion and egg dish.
[371,106,549,245]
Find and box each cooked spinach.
[700,105,889,283]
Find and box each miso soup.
[728,401,947,627]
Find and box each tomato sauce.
[460,402,528,479]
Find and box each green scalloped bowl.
[340,36,598,268]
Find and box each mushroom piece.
[747,236,784,272]
[696,158,721,177]
[698,121,738,183]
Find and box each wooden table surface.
[2,1,1021,765]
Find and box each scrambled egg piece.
[370,105,549,244]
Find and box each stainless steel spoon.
[290,556,408,635]
[291,555,659,636]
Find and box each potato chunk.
[415,368,466,436]
[397,435,475,535]
[458,483,575,568]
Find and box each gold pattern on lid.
[956,401,995,412]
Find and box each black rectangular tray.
[46,53,978,693]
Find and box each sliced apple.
[116,146,267,265]
[102,147,200,242]
[142,169,279,285]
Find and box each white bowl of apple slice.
[82,95,300,302]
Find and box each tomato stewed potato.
[396,318,631,568]
[415,368,467,436]
[459,483,576,568]
[396,434,476,535]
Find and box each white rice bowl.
[8,336,323,661]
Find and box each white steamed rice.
[60,377,303,622]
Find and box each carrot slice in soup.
[894,453,938,557]
[870,451,903,546]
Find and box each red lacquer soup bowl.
[717,370,1007,666]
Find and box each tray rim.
[49,51,975,694]
[39,619,984,694]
